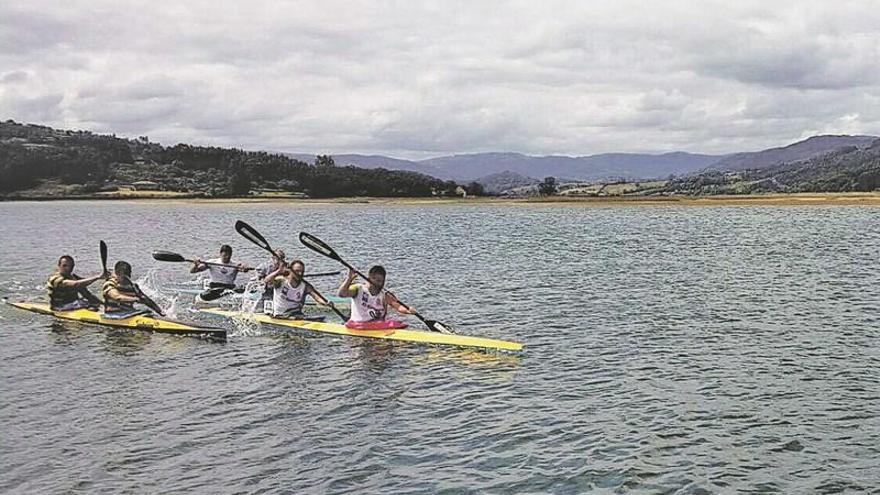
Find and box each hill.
[703,135,878,172]
[662,139,880,195]
[0,120,463,199]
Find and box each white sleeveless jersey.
[207,258,239,285]
[272,278,307,315]
[348,284,387,322]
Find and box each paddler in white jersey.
[263,259,334,319]
[337,265,415,323]
[190,244,251,301]
[254,248,285,305]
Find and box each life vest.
[46,271,81,308]
[102,275,138,312]
[348,284,387,322]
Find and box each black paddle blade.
[235,220,273,253]
[152,250,187,263]
[299,232,339,261]
[99,240,108,271]
[426,319,454,334]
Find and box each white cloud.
[1,0,878,158]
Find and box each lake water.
[1,201,878,494]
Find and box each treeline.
[0,120,478,197]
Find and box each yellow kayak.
[6,301,227,341]
[201,308,523,352]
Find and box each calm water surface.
[1,201,878,494]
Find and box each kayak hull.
[201,309,522,352]
[6,301,227,341]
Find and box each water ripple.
[1,202,879,493]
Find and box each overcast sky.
[1,1,879,159]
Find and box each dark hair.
[114,260,132,277]
[220,244,232,255]
[289,259,305,271]
[368,265,386,277]
[58,255,74,265]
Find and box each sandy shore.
[3,192,880,206]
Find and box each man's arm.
[386,292,415,315]
[337,269,357,297]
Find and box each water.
[1,201,879,493]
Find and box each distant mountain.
[704,135,879,172]
[473,170,539,194]
[287,150,722,181]
[285,135,880,183]
[419,151,721,181]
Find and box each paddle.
[234,221,347,322]
[100,240,108,274]
[235,220,275,255]
[102,240,165,316]
[152,250,339,277]
[298,232,453,334]
[132,283,165,316]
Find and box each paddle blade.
[235,220,273,253]
[99,240,108,272]
[299,232,340,261]
[152,251,187,263]
[427,320,454,334]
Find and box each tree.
[466,181,486,196]
[315,155,336,167]
[227,168,251,196]
[538,176,557,196]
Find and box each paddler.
[263,259,334,319]
[190,244,251,301]
[253,248,285,306]
[337,266,415,323]
[102,260,165,317]
[46,255,106,310]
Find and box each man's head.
[219,244,232,263]
[289,260,305,281]
[367,265,386,291]
[114,260,132,278]
[57,255,75,276]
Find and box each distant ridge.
[286,135,879,182]
[704,135,879,172]
[289,151,723,181]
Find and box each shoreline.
[2,192,880,206]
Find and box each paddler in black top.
[46,255,106,310]
[190,244,251,302]
[102,261,165,317]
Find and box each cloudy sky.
[1,1,879,159]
